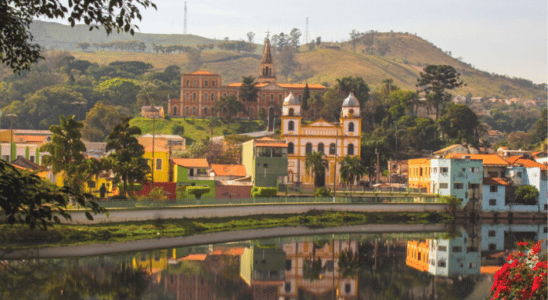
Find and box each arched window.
[211,94,215,101]
[186,80,190,87]
[204,80,208,87]
[288,142,294,154]
[185,93,189,100]
[185,107,189,115]
[279,94,283,101]
[349,109,354,115]
[329,143,336,155]
[348,122,355,132]
[193,93,197,101]
[262,94,266,101]
[204,107,208,115]
[289,108,294,116]
[249,108,253,116]
[305,143,312,154]
[204,93,209,101]
[211,81,216,87]
[318,143,324,154]
[288,120,294,131]
[192,107,196,114]
[270,94,274,101]
[347,144,354,155]
[173,106,178,115]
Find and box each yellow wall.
[406,240,430,272]
[408,158,431,193]
[144,150,170,182]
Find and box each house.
[433,144,478,157]
[427,229,481,277]
[0,130,50,163]
[210,164,247,181]
[430,158,483,210]
[281,92,361,188]
[171,158,215,199]
[140,105,164,118]
[445,153,509,178]
[482,130,505,144]
[408,158,431,193]
[496,147,534,158]
[137,135,186,182]
[242,137,288,187]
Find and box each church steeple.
[258,39,276,83]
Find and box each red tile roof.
[210,164,247,177]
[483,177,509,186]
[227,83,326,89]
[505,156,548,171]
[172,158,209,168]
[190,70,214,75]
[182,254,207,261]
[446,153,509,166]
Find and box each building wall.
[428,230,481,277]
[482,184,507,211]
[143,150,170,182]
[173,165,216,199]
[215,184,252,199]
[431,158,483,207]
[481,224,548,252]
[242,140,254,178]
[408,159,431,192]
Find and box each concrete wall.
[215,184,252,199]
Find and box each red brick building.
[168,39,327,121]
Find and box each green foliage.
[148,187,167,201]
[416,65,464,122]
[176,185,187,199]
[251,187,277,198]
[239,76,259,102]
[108,61,153,76]
[302,83,310,111]
[305,152,329,188]
[99,77,141,107]
[314,187,332,197]
[82,101,131,142]
[214,94,245,122]
[186,186,211,200]
[438,104,479,145]
[514,185,539,205]
[339,155,366,192]
[172,124,185,136]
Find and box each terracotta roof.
[483,177,509,186]
[209,248,246,256]
[227,82,326,89]
[446,153,509,166]
[433,144,465,154]
[481,266,502,274]
[255,142,287,148]
[190,70,214,75]
[506,156,548,170]
[13,135,48,144]
[408,158,430,164]
[210,164,247,177]
[172,158,209,168]
[182,254,207,261]
[11,157,40,171]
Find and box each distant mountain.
[29,21,546,99]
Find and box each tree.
[0,0,156,72]
[40,115,86,191]
[99,77,141,107]
[278,46,299,80]
[82,101,131,142]
[302,83,310,111]
[0,160,106,230]
[336,76,370,107]
[289,28,302,50]
[105,117,149,198]
[186,48,203,72]
[529,108,547,144]
[214,95,245,121]
[416,65,464,124]
[186,186,210,200]
[109,61,153,76]
[438,104,479,145]
[239,76,260,102]
[349,30,362,52]
[305,152,328,188]
[339,155,366,194]
[76,42,90,51]
[246,32,255,43]
[515,185,539,205]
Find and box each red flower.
[531,241,542,255]
[532,276,544,293]
[517,241,529,247]
[533,261,547,271]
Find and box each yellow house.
[408,158,431,193]
[138,135,185,183]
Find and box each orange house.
[406,240,430,272]
[408,158,431,193]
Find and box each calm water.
[0,223,546,300]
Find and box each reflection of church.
[281,92,362,187]
[167,39,326,120]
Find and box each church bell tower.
[258,39,276,83]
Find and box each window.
[489,244,496,251]
[488,230,496,237]
[469,263,477,268]
[287,142,294,154]
[438,260,446,267]
[544,227,547,233]
[420,168,423,176]
[192,107,196,114]
[204,107,208,115]
[348,122,354,132]
[318,143,324,153]
[263,164,268,168]
[270,94,274,101]
[262,94,266,101]
[204,93,208,101]
[490,186,498,193]
[305,143,312,154]
[185,107,189,114]
[289,108,294,116]
[347,143,354,155]
[440,167,448,173]
[288,121,295,131]
[470,167,480,173]
[193,93,197,101]
[438,246,447,252]
[345,283,351,294]
[517,171,522,178]
[544,204,547,211]
[185,92,189,100]
[467,246,478,253]
[29,156,35,162]
[193,80,197,87]
[211,80,215,87]
[329,143,336,155]
[284,282,291,292]
[204,80,208,87]
[452,246,462,252]
[249,108,253,115]
[279,94,283,101]
[439,183,448,189]
[489,199,497,206]
[454,183,463,189]
[211,94,215,101]
[156,158,162,170]
[186,79,190,87]
[173,106,178,115]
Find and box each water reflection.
[0,222,545,299]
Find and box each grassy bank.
[0,211,453,249]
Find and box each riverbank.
[0,210,452,249]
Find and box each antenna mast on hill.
[305,17,309,44]
[184,2,188,34]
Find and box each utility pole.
[72,101,85,121]
[6,114,17,162]
[183,2,188,35]
[375,145,380,185]
[333,126,338,202]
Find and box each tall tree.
[278,46,299,80]
[339,155,366,194]
[246,32,255,43]
[302,83,310,111]
[289,28,302,50]
[529,108,547,144]
[416,65,464,124]
[438,104,479,145]
[185,48,203,72]
[105,117,149,198]
[336,76,370,107]
[40,115,86,191]
[239,76,260,102]
[305,152,329,188]
[0,0,156,72]
[214,94,245,122]
[349,30,362,52]
[82,101,131,142]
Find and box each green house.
[242,137,288,188]
[240,245,286,286]
[171,158,215,199]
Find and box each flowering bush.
[488,240,547,300]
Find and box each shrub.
[314,187,332,197]
[251,186,278,198]
[172,124,185,136]
[148,187,167,201]
[186,186,210,200]
[515,185,539,205]
[176,185,187,199]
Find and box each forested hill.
[23,21,547,99]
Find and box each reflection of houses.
[280,240,359,299]
[281,93,361,187]
[481,224,547,252]
[242,137,288,187]
[240,246,286,300]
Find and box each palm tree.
[339,155,366,194]
[305,152,328,188]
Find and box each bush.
[515,185,539,205]
[176,185,187,199]
[148,187,167,201]
[314,187,332,197]
[172,124,185,136]
[251,186,278,198]
[186,186,210,200]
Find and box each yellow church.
[280,92,362,187]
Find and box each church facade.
[280,92,362,187]
[167,39,327,120]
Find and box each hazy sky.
[51,0,548,84]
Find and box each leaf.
[85,211,93,220]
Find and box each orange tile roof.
[227,83,326,89]
[483,177,509,186]
[255,142,288,148]
[505,156,548,170]
[172,158,209,168]
[182,254,207,261]
[13,135,48,144]
[190,70,214,75]
[210,164,247,177]
[446,153,509,166]
[209,248,246,256]
[481,266,502,274]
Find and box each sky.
[49,0,548,84]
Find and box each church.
[280,92,362,187]
[167,39,327,121]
